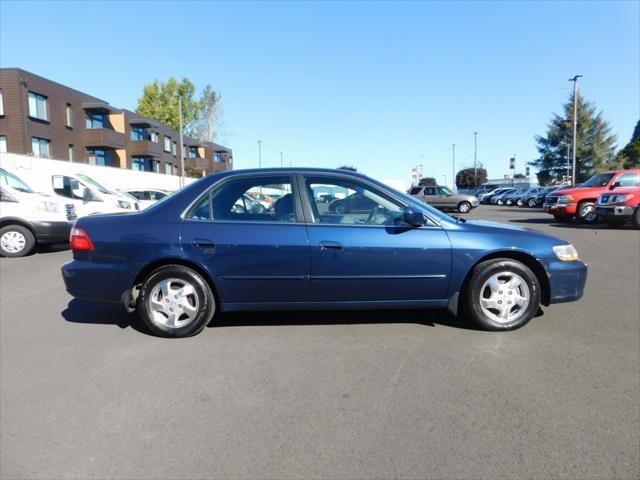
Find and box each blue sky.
[1,0,638,187]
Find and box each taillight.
[70,227,95,251]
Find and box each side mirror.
[82,187,95,202]
[610,182,621,190]
[402,209,426,227]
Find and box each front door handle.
[193,239,216,250]
[319,241,343,251]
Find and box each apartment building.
[0,68,232,175]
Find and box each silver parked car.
[408,185,479,213]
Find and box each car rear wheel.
[458,201,471,213]
[578,201,598,224]
[463,258,541,331]
[138,265,215,338]
[527,198,537,208]
[0,225,35,258]
[333,203,346,214]
[516,199,524,206]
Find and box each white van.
[49,172,139,217]
[0,168,76,257]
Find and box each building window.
[131,125,148,141]
[150,131,159,143]
[85,112,108,129]
[28,92,48,121]
[0,136,6,153]
[87,148,113,166]
[65,104,72,127]
[163,136,171,152]
[132,156,159,172]
[31,137,50,157]
[0,89,4,116]
[172,141,177,156]
[164,162,173,175]
[214,152,224,163]
[68,144,74,162]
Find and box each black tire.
[577,201,597,224]
[527,198,537,208]
[138,265,215,338]
[462,258,541,331]
[457,201,471,213]
[633,207,640,230]
[0,225,36,258]
[333,203,346,214]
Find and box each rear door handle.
[193,239,216,250]
[319,241,343,251]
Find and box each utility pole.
[178,96,184,188]
[452,144,456,192]
[473,132,478,188]
[442,174,447,187]
[569,75,582,186]
[280,151,283,168]
[566,143,571,185]
[257,140,262,168]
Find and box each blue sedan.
[61,168,587,337]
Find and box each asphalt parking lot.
[1,206,639,479]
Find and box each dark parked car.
[328,191,376,214]
[62,168,587,337]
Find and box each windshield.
[582,172,615,187]
[0,168,34,193]
[76,173,112,194]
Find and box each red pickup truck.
[543,169,640,223]
[596,185,640,228]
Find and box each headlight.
[553,244,579,261]
[117,200,131,209]
[38,201,59,213]
[557,195,574,204]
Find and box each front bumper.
[540,258,588,304]
[544,203,577,216]
[596,205,635,221]
[32,221,74,243]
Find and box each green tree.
[193,85,223,142]
[136,77,200,134]
[614,120,640,169]
[338,165,357,171]
[184,165,204,178]
[531,92,617,184]
[418,177,437,186]
[455,168,487,188]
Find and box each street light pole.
[442,174,447,187]
[569,75,582,186]
[257,140,262,168]
[178,96,184,187]
[473,132,478,188]
[452,144,456,192]
[280,151,283,168]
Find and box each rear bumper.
[544,203,577,216]
[540,258,588,304]
[32,221,73,243]
[596,205,635,221]
[61,259,140,303]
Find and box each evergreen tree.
[615,120,640,169]
[531,93,617,184]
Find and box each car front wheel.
[578,201,598,224]
[138,265,215,337]
[458,201,471,213]
[463,259,541,331]
[527,198,537,207]
[0,225,35,258]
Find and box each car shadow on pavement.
[509,218,633,230]
[61,299,484,334]
[36,242,70,254]
[61,299,147,333]
[211,308,484,331]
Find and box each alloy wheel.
[479,272,530,324]
[147,278,200,329]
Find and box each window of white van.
[53,176,85,200]
[75,174,111,194]
[0,168,34,193]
